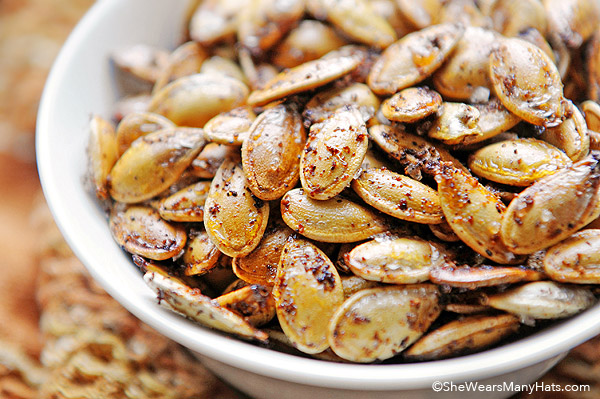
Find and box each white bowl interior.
[37,0,600,391]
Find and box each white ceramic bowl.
[36,1,600,398]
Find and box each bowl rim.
[36,0,600,391]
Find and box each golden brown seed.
[182,228,221,276]
[429,265,544,289]
[190,143,239,179]
[188,0,245,45]
[148,73,249,128]
[157,181,211,222]
[273,20,348,69]
[367,23,465,95]
[247,54,361,106]
[368,124,469,179]
[109,128,205,203]
[242,104,306,201]
[215,285,276,327]
[237,0,304,56]
[300,107,368,200]
[517,28,556,63]
[281,188,389,243]
[200,56,248,84]
[501,153,600,254]
[437,0,490,28]
[111,44,169,90]
[544,0,600,48]
[469,97,521,143]
[203,106,255,145]
[429,220,461,242]
[403,314,520,361]
[489,0,547,37]
[427,102,483,145]
[153,41,207,93]
[88,115,118,201]
[468,138,573,186]
[433,27,499,101]
[489,37,565,127]
[436,164,523,264]
[588,29,600,102]
[273,238,344,354]
[303,83,380,125]
[543,229,600,284]
[380,87,442,123]
[394,0,442,29]
[232,223,295,287]
[345,237,448,284]
[486,281,596,319]
[340,274,380,298]
[203,158,270,257]
[309,0,397,49]
[143,271,268,342]
[352,168,443,224]
[328,285,441,363]
[115,112,174,156]
[582,100,600,133]
[109,205,187,261]
[540,100,590,162]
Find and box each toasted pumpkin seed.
[352,167,443,224]
[215,284,276,327]
[273,238,344,354]
[303,83,380,125]
[543,229,600,284]
[436,164,523,264]
[368,124,469,179]
[587,29,600,102]
[544,0,600,49]
[346,236,448,284]
[328,285,441,362]
[489,0,547,37]
[340,274,380,298]
[115,112,175,156]
[427,102,483,145]
[380,87,442,123]
[501,153,600,254]
[190,143,238,179]
[540,100,590,162]
[403,314,520,361]
[232,223,294,287]
[430,265,544,289]
[157,181,211,222]
[109,205,186,261]
[273,20,348,69]
[489,37,565,127]
[188,0,244,45]
[429,220,461,242]
[143,271,268,341]
[111,44,169,92]
[109,128,206,203]
[300,107,368,200]
[182,228,221,276]
[468,97,521,143]
[367,23,465,95]
[281,188,389,243]
[148,73,249,128]
[242,104,305,201]
[310,0,397,49]
[486,281,596,319]
[247,54,361,106]
[468,138,573,186]
[582,100,600,133]
[203,158,270,257]
[203,106,255,145]
[394,0,442,29]
[153,41,207,93]
[432,27,499,101]
[200,56,248,84]
[88,115,118,201]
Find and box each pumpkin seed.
[115,112,175,156]
[303,83,380,125]
[328,285,441,362]
[468,138,573,186]
[190,143,238,179]
[189,0,245,45]
[300,106,368,200]
[468,97,521,143]
[156,181,211,222]
[380,86,442,123]
[87,115,118,201]
[215,284,276,327]
[403,314,520,361]
[280,188,389,243]
[430,265,544,289]
[543,229,600,284]
[273,238,344,354]
[242,104,306,201]
[182,228,221,276]
[539,100,590,162]
[427,102,483,145]
[488,0,547,37]
[109,128,206,203]
[501,153,600,254]
[367,23,465,95]
[153,41,207,93]
[109,205,186,261]
[203,158,270,257]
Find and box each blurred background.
[0,1,597,398]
